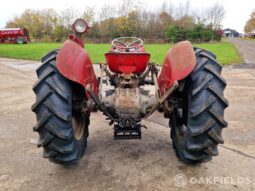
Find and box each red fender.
[158,41,196,94]
[56,40,98,96]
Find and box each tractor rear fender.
[56,40,98,96]
[158,41,196,94]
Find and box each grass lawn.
[0,41,242,65]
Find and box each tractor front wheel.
[169,48,229,164]
[32,50,89,165]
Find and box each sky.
[0,0,254,33]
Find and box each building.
[224,28,240,37]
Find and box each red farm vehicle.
[32,19,228,165]
[0,28,30,44]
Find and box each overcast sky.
[0,0,254,33]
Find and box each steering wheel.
[112,37,143,51]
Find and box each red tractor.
[32,19,228,165]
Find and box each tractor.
[32,19,228,165]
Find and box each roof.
[0,28,22,31]
[224,28,239,34]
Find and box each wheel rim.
[171,81,189,143]
[17,38,24,44]
[172,109,187,142]
[71,84,87,141]
[72,112,86,140]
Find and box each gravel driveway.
[229,38,255,64]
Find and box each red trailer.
[0,28,30,44]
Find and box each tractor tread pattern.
[32,50,88,165]
[170,48,228,164]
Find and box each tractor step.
[114,125,141,140]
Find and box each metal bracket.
[114,125,141,140]
[85,87,115,125]
[144,81,179,118]
[100,64,116,86]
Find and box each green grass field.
[0,42,242,65]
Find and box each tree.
[5,2,225,43]
[244,9,255,33]
[175,15,194,30]
[126,11,140,36]
[166,25,178,42]
[118,0,135,17]
[82,7,95,24]
[99,5,116,20]
[205,3,225,29]
[6,9,54,41]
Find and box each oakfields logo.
[174,174,188,187]
[174,174,251,187]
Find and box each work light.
[73,19,89,34]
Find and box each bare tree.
[174,0,191,19]
[118,0,135,17]
[205,3,225,29]
[82,7,95,24]
[60,8,79,27]
[99,5,116,20]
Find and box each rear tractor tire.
[169,48,229,164]
[32,50,89,165]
